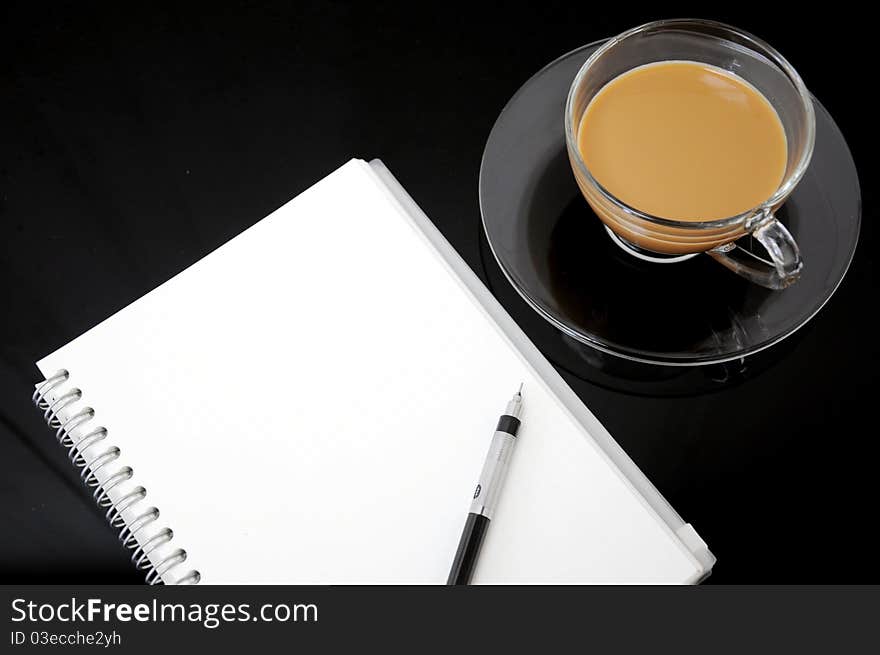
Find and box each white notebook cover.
[34,158,714,584]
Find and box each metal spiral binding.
[33,370,200,585]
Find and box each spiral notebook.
[31,158,714,584]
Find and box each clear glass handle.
[708,210,803,290]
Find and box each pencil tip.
[517,382,523,395]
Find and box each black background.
[1,2,875,583]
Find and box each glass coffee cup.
[565,19,815,289]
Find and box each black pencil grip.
[446,512,490,585]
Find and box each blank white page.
[37,159,705,583]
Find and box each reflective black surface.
[480,43,861,365]
[1,3,876,583]
[478,225,810,396]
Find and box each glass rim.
[564,18,817,230]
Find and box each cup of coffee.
[565,19,815,289]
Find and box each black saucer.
[479,41,861,373]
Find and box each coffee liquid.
[577,61,787,221]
